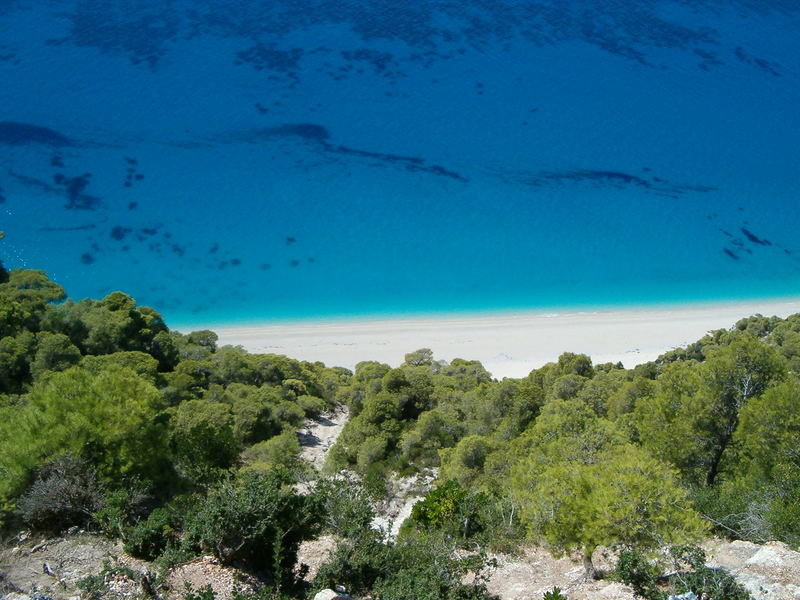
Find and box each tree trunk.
[706,421,737,486]
[583,548,596,581]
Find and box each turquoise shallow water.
[0,1,799,327]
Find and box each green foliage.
[439,435,498,488]
[762,462,800,547]
[404,480,522,552]
[735,381,800,475]
[542,588,568,600]
[314,529,390,594]
[170,399,238,484]
[92,482,152,539]
[667,545,752,600]
[616,550,663,600]
[241,431,302,473]
[182,584,217,600]
[635,337,787,488]
[4,263,800,589]
[154,543,195,573]
[76,572,107,600]
[81,350,160,383]
[315,530,496,600]
[513,444,708,577]
[0,332,35,393]
[297,394,326,417]
[76,562,140,600]
[615,547,752,600]
[405,480,495,543]
[408,480,470,532]
[1,269,65,332]
[124,507,179,560]
[224,384,280,444]
[401,410,462,466]
[183,469,315,588]
[30,332,81,380]
[404,348,434,367]
[0,364,167,515]
[327,390,403,472]
[311,476,375,538]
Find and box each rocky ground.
[706,539,800,600]
[483,547,634,600]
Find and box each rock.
[668,593,697,600]
[296,536,336,582]
[708,540,800,600]
[706,539,761,571]
[313,589,351,600]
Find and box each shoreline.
[187,298,800,379]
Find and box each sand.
[197,299,800,379]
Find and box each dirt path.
[297,405,349,471]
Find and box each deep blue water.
[0,1,798,327]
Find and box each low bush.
[183,469,316,591]
[124,507,179,560]
[17,454,103,532]
[615,546,752,600]
[314,530,496,600]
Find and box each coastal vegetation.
[2,264,800,599]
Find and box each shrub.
[154,543,194,573]
[615,550,663,600]
[297,394,326,418]
[315,531,496,600]
[17,454,103,531]
[311,477,375,538]
[241,431,302,473]
[615,547,752,600]
[314,529,390,594]
[124,507,179,560]
[667,545,751,600]
[356,435,389,471]
[92,481,152,539]
[170,399,238,484]
[404,480,522,552]
[77,562,140,600]
[183,469,316,590]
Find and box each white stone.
[313,589,350,600]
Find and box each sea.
[0,0,798,328]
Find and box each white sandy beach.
[201,299,800,379]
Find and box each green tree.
[0,269,65,332]
[400,409,463,466]
[170,399,238,483]
[513,444,707,579]
[80,351,159,383]
[30,332,82,380]
[0,365,167,516]
[700,336,786,485]
[439,435,499,488]
[636,337,786,487]
[0,332,35,393]
[404,348,434,367]
[241,430,302,473]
